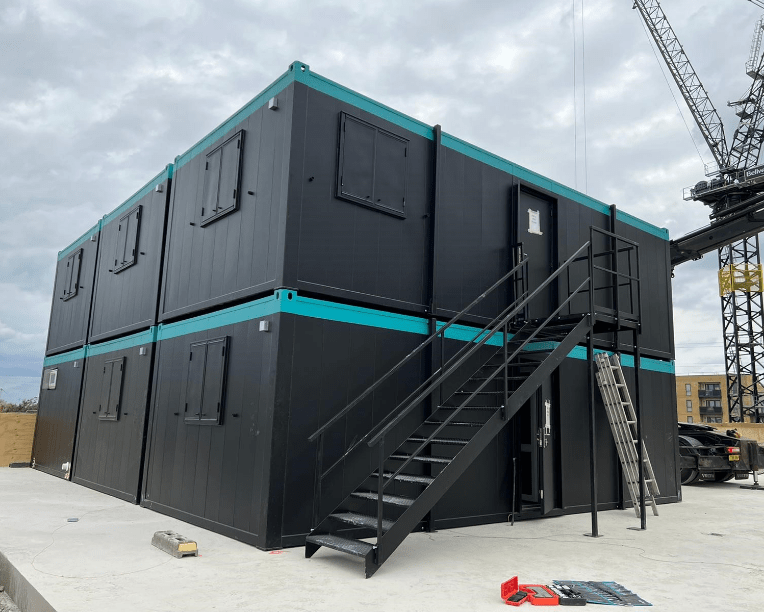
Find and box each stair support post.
[377,436,385,553]
[503,320,509,420]
[634,328,647,529]
[586,238,601,538]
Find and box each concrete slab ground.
[0,468,762,612]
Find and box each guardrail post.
[586,239,600,538]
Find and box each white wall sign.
[528,208,543,235]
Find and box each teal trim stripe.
[87,327,158,358]
[280,290,429,335]
[439,322,505,347]
[552,344,675,373]
[43,347,86,367]
[174,67,297,170]
[441,133,669,241]
[293,62,434,140]
[157,294,280,340]
[102,165,174,227]
[58,222,100,261]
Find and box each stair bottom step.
[306,534,374,557]
[330,512,394,532]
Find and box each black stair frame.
[306,227,642,577]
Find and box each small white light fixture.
[268,97,279,110]
[139,346,147,356]
[73,361,79,368]
[259,320,270,332]
[90,235,97,242]
[155,184,164,193]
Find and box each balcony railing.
[698,389,722,398]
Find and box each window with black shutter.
[112,205,141,274]
[201,131,244,227]
[98,357,125,421]
[62,248,83,301]
[337,113,408,218]
[184,336,229,425]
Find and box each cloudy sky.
[1,0,761,400]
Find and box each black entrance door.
[514,187,557,320]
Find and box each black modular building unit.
[33,352,86,478]
[138,292,679,549]
[38,61,680,559]
[72,329,157,503]
[88,167,173,344]
[45,227,100,356]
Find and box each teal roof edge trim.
[43,347,87,368]
[441,132,669,241]
[102,165,174,227]
[174,66,297,170]
[58,222,101,261]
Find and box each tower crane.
[632,0,764,422]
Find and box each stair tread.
[424,420,484,427]
[351,491,415,506]
[452,390,504,395]
[389,454,451,464]
[437,405,499,410]
[408,436,469,445]
[306,534,374,557]
[375,472,435,485]
[330,512,394,532]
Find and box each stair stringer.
[371,316,591,573]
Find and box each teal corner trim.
[86,327,158,358]
[157,294,280,341]
[43,347,86,368]
[58,221,101,261]
[291,62,434,140]
[174,66,298,170]
[102,164,174,227]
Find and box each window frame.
[98,357,125,422]
[685,383,691,396]
[62,248,83,302]
[336,112,409,219]
[112,205,142,274]
[184,336,229,426]
[200,131,244,228]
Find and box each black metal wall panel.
[46,233,99,356]
[282,83,432,314]
[89,179,171,343]
[32,358,84,478]
[158,87,294,323]
[141,314,279,547]
[557,359,679,510]
[72,343,155,503]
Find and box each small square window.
[686,400,692,409]
[687,416,693,423]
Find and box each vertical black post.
[503,321,508,420]
[586,234,600,537]
[634,328,646,529]
[313,434,324,529]
[609,205,624,510]
[423,124,442,533]
[377,437,385,547]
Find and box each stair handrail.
[307,253,529,443]
[366,239,592,450]
[377,278,591,488]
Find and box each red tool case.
[501,577,560,606]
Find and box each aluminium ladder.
[594,353,659,517]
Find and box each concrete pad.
[0,467,762,612]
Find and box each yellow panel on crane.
[718,263,764,296]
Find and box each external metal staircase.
[306,228,643,577]
[595,352,659,517]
